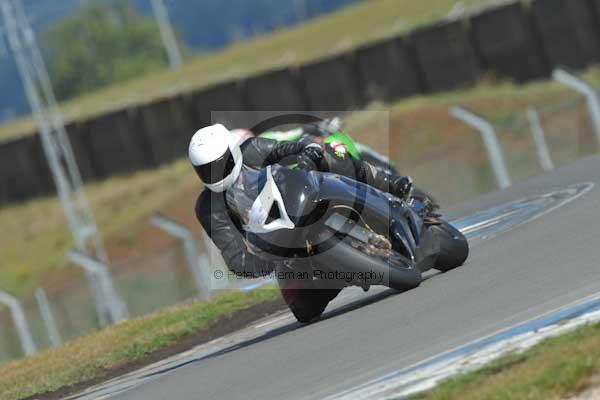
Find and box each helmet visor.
[194,147,236,184]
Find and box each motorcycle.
[227,133,469,323]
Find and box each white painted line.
[459,208,522,234]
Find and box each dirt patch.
[26,297,287,400]
[564,375,600,400]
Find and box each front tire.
[431,221,469,272]
[282,288,341,323]
[279,278,341,323]
[277,267,341,323]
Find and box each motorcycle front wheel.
[280,286,341,323]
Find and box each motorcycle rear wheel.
[312,230,423,292]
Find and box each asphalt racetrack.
[103,155,600,400]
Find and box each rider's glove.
[297,143,324,170]
[391,176,413,200]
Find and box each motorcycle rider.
[191,123,414,279]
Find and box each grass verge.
[0,286,282,400]
[408,322,600,400]
[0,0,488,141]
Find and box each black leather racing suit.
[195,136,406,277]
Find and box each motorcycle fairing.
[243,166,295,234]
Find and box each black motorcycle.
[226,163,469,323]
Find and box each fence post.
[151,214,211,300]
[0,324,8,362]
[553,69,600,146]
[526,107,555,172]
[83,270,110,327]
[69,251,129,324]
[35,288,62,347]
[0,289,36,356]
[451,105,512,189]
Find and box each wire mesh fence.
[0,231,256,362]
[116,244,197,317]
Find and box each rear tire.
[431,221,469,272]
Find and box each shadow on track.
[142,272,445,380]
[319,270,441,322]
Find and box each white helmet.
[189,124,243,192]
